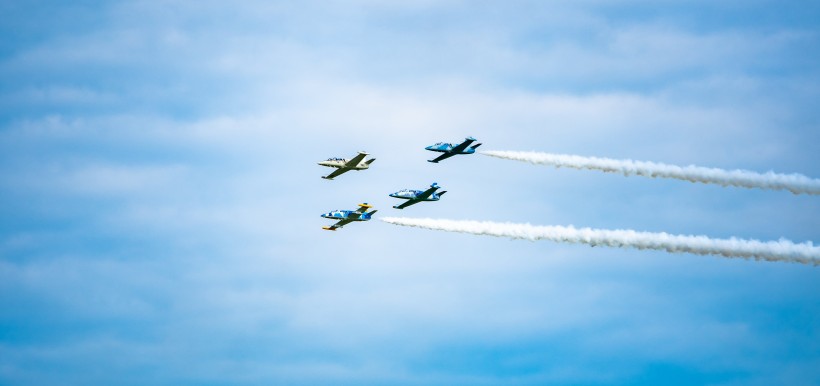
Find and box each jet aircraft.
[318,151,375,180]
[389,183,446,209]
[425,136,481,163]
[321,203,377,231]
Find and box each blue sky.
[1,1,819,385]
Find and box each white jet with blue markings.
[321,203,378,231]
[318,151,375,180]
[389,183,447,209]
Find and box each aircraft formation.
[319,137,479,230]
[317,136,820,265]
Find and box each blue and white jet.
[321,203,378,231]
[425,136,481,163]
[318,151,376,180]
[389,183,446,209]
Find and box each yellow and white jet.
[318,151,375,180]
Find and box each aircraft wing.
[322,167,351,180]
[325,218,353,230]
[428,152,456,163]
[450,138,475,153]
[344,152,367,167]
[415,185,439,200]
[393,199,420,210]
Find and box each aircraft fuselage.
[321,210,374,221]
[425,145,477,155]
[389,190,443,201]
[317,159,371,170]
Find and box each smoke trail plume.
[382,217,820,265]
[481,150,820,195]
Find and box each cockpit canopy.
[404,189,422,195]
[325,157,345,161]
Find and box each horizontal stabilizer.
[366,158,376,165]
[322,226,337,231]
[368,210,378,215]
[470,143,482,149]
[438,191,447,196]
[355,203,373,213]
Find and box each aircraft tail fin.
[470,143,482,149]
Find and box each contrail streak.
[382,217,820,265]
[481,150,820,195]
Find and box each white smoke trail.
[481,150,820,195]
[381,217,820,265]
